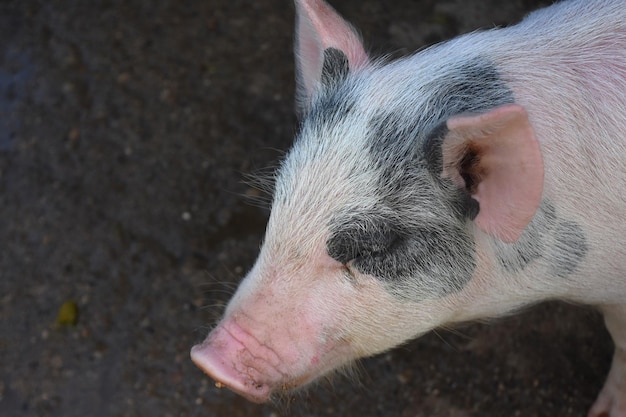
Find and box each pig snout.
[191,297,351,402]
[190,321,279,402]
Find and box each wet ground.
[0,0,614,416]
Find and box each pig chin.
[190,313,353,403]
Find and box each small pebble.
[56,300,79,326]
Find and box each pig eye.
[352,247,386,263]
[327,220,400,266]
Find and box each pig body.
[191,0,626,415]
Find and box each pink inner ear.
[295,0,369,101]
[446,105,544,243]
[298,0,369,68]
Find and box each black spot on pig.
[306,77,357,129]
[422,123,448,178]
[422,124,480,221]
[496,202,554,272]
[423,57,513,127]
[368,58,513,155]
[497,229,543,273]
[453,190,480,221]
[495,201,587,278]
[327,215,401,265]
[327,211,476,300]
[321,48,349,89]
[549,221,588,277]
[442,58,511,113]
[540,201,557,224]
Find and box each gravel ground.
[0,1,613,416]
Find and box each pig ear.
[441,104,544,243]
[294,0,370,114]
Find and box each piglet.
[191,0,626,415]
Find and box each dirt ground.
[0,1,614,416]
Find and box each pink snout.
[190,321,287,403]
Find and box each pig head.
[191,0,626,413]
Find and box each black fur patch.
[421,124,480,221]
[422,123,448,179]
[305,74,357,131]
[326,212,476,299]
[296,49,355,124]
[496,201,588,278]
[321,48,349,89]
[549,220,588,278]
[327,215,401,265]
[497,202,553,272]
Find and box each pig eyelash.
[343,247,386,277]
[342,262,358,283]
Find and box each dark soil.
[0,1,612,416]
